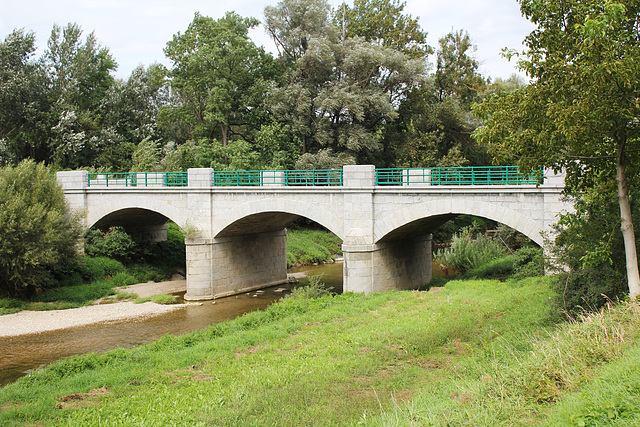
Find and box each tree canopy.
[474,0,640,297]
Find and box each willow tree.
[474,0,640,297]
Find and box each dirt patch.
[56,387,109,409]
[118,278,186,298]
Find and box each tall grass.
[435,226,506,273]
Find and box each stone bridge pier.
[58,165,568,300]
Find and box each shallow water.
[0,263,344,387]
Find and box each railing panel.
[87,172,187,187]
[376,166,540,186]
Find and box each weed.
[150,294,178,304]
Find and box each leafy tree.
[264,0,335,62]
[45,23,117,168]
[474,0,640,297]
[336,0,432,59]
[552,185,637,314]
[164,12,275,149]
[435,29,485,109]
[266,0,425,164]
[94,64,167,171]
[0,160,82,298]
[0,29,51,164]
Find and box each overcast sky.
[0,0,535,80]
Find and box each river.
[0,263,344,387]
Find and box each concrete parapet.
[56,170,88,189]
[188,168,213,188]
[542,168,566,187]
[343,165,375,188]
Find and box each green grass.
[2,278,639,426]
[134,294,178,305]
[286,227,342,267]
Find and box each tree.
[164,12,275,149]
[0,160,82,298]
[264,0,335,62]
[45,23,117,168]
[265,0,425,164]
[336,0,432,59]
[474,0,640,297]
[435,29,485,108]
[0,29,50,164]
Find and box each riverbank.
[0,301,185,338]
[3,277,640,425]
[0,279,190,338]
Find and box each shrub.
[285,275,333,300]
[112,272,137,288]
[147,222,186,269]
[286,228,342,267]
[463,256,515,280]
[150,294,178,304]
[84,226,138,262]
[0,160,82,298]
[32,280,115,304]
[435,226,506,273]
[78,256,125,281]
[513,247,544,279]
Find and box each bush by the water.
[84,222,186,270]
[435,225,506,273]
[285,275,333,300]
[0,160,82,298]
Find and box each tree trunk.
[616,141,640,298]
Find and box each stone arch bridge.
[57,166,569,300]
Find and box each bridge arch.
[214,197,344,239]
[86,199,188,231]
[374,198,544,246]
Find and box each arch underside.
[376,200,544,246]
[215,198,344,239]
[92,208,170,231]
[216,212,301,237]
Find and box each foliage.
[31,280,116,305]
[111,272,137,288]
[285,275,333,300]
[336,0,432,59]
[474,0,640,296]
[84,226,138,262]
[553,187,638,315]
[435,29,485,109]
[0,160,82,298]
[77,256,125,281]
[513,246,544,279]
[462,255,515,280]
[265,0,425,163]
[163,12,275,150]
[435,225,506,273]
[286,227,342,267]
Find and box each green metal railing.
[87,172,188,187]
[85,167,538,188]
[212,169,343,186]
[375,166,541,186]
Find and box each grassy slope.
[1,278,639,426]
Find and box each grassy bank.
[2,277,639,425]
[286,227,342,267]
